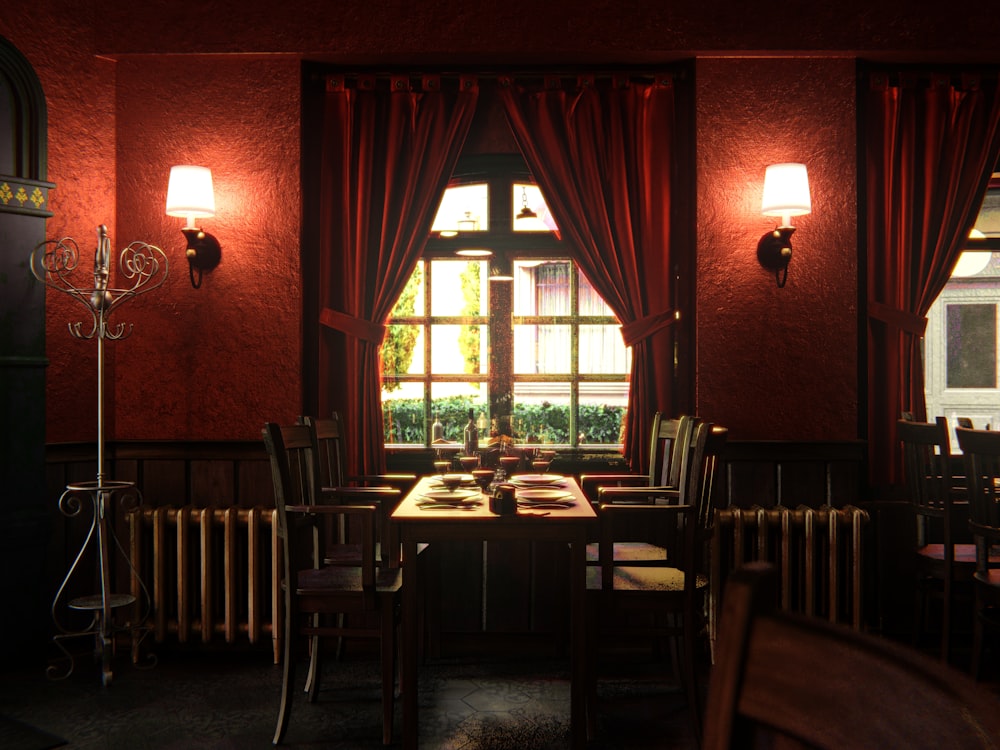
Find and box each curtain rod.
[308,63,689,83]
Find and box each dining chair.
[585,421,727,746]
[897,417,973,662]
[303,414,436,659]
[302,413,417,569]
[702,562,1000,750]
[580,413,698,502]
[263,421,402,746]
[955,426,1000,679]
[581,413,701,565]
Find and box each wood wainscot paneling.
[720,440,869,509]
[42,439,915,649]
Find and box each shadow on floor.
[0,645,698,750]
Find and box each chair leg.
[585,599,598,740]
[335,612,346,661]
[380,600,396,746]
[912,579,926,649]
[680,613,702,749]
[941,576,952,663]
[972,590,985,680]
[305,633,321,703]
[273,605,297,745]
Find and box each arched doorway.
[0,33,55,656]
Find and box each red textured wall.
[696,58,858,440]
[112,56,302,440]
[3,0,999,445]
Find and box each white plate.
[420,489,480,502]
[511,474,565,486]
[516,488,574,502]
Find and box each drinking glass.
[472,468,495,494]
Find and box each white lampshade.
[761,163,811,225]
[166,165,216,227]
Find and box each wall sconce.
[166,165,221,288]
[757,162,811,288]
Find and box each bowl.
[440,473,465,491]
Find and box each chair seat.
[585,541,667,563]
[916,543,978,565]
[973,567,1000,589]
[296,564,403,595]
[586,564,707,593]
[324,540,429,567]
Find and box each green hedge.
[382,395,624,445]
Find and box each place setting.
[416,486,482,510]
[515,486,575,510]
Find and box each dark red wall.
[2,1,999,444]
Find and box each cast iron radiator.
[127,505,281,660]
[710,505,870,648]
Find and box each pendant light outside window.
[516,186,537,220]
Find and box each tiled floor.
[0,642,698,749]
[6,630,999,750]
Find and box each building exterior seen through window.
[925,178,1000,444]
[381,157,630,448]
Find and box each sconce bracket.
[757,226,795,288]
[181,228,221,288]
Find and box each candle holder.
[31,224,167,685]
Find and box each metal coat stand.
[31,225,168,685]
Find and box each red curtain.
[317,74,478,473]
[866,70,1000,489]
[498,73,679,472]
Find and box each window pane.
[431,259,487,316]
[382,381,425,444]
[431,382,488,442]
[432,324,487,374]
[579,272,615,316]
[512,183,557,232]
[431,183,488,233]
[946,303,996,388]
[513,382,570,443]
[513,260,571,315]
[514,324,570,374]
[580,325,629,374]
[384,324,424,375]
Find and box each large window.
[381,156,630,447]
[924,176,1000,437]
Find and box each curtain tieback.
[320,307,386,344]
[868,300,927,336]
[620,309,679,347]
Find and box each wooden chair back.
[958,426,1000,534]
[647,412,698,487]
[897,417,954,539]
[302,413,348,488]
[703,562,1000,749]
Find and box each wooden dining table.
[391,472,596,749]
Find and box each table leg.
[570,528,586,749]
[402,536,419,749]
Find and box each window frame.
[382,154,629,448]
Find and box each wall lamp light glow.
[757,162,811,288]
[166,165,221,288]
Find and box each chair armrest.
[286,503,378,515]
[349,473,418,492]
[599,501,691,517]
[285,503,378,572]
[579,473,651,501]
[597,485,679,504]
[319,486,401,503]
